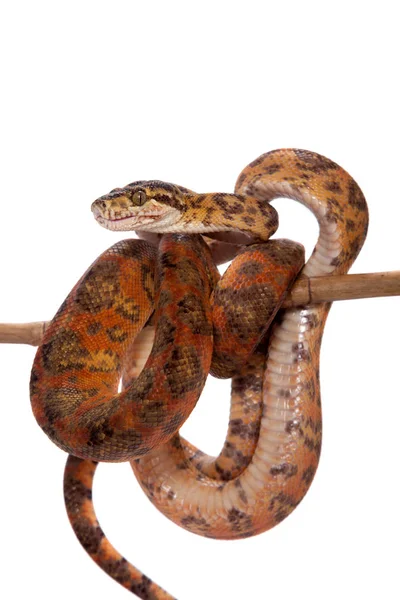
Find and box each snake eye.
[132,190,146,206]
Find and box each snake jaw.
[92,197,181,232]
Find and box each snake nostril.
[91,200,108,215]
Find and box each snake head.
[91,180,191,232]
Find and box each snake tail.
[64,455,176,600]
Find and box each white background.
[0,1,399,599]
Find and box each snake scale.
[30,149,368,599]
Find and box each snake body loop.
[44,149,368,598]
[31,235,219,461]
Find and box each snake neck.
[235,148,369,277]
[177,192,279,242]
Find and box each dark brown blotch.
[229,418,259,441]
[130,575,156,600]
[101,557,131,585]
[87,321,103,336]
[237,259,264,277]
[269,491,299,524]
[222,442,251,470]
[75,260,121,314]
[44,386,99,424]
[232,371,262,397]
[234,478,248,504]
[106,325,128,343]
[139,399,167,428]
[176,258,205,289]
[72,518,104,554]
[41,328,89,374]
[348,179,367,211]
[88,348,120,373]
[115,297,141,322]
[227,507,253,534]
[152,315,176,355]
[125,367,155,403]
[162,411,186,436]
[270,462,298,479]
[242,215,256,227]
[181,515,210,532]
[293,149,337,172]
[164,345,204,397]
[325,180,343,193]
[177,294,212,335]
[140,262,155,304]
[64,473,92,513]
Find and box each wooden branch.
[0,321,50,346]
[1,270,399,347]
[282,270,400,307]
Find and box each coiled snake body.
[31,149,368,599]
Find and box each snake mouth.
[92,203,181,232]
[94,213,164,231]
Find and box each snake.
[31,149,368,598]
